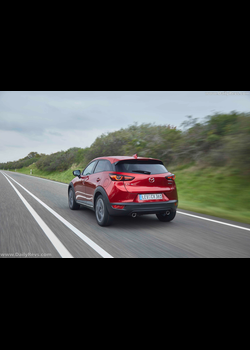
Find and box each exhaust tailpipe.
[166,210,171,216]
[132,213,137,218]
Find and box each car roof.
[92,156,162,164]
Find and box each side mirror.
[73,170,81,178]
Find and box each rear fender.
[93,186,110,211]
[68,182,74,194]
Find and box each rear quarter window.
[94,160,113,173]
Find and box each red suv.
[68,155,178,226]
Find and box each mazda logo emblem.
[149,177,155,183]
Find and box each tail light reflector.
[112,205,125,209]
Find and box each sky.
[0,91,250,163]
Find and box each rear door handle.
[96,178,101,182]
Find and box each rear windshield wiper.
[132,170,151,174]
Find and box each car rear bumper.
[107,200,178,216]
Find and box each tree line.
[1,111,250,173]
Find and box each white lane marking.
[1,172,73,258]
[177,210,250,232]
[4,170,68,186]
[2,172,113,258]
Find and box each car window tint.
[94,160,112,173]
[115,160,168,174]
[83,161,98,175]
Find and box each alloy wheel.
[96,198,104,223]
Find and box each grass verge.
[172,165,250,225]
[12,164,76,184]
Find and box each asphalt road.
[0,170,250,258]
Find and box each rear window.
[115,160,168,174]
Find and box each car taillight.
[112,205,125,209]
[165,174,176,180]
[109,174,135,181]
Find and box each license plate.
[139,194,162,200]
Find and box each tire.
[95,195,113,226]
[156,209,176,222]
[68,187,80,210]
